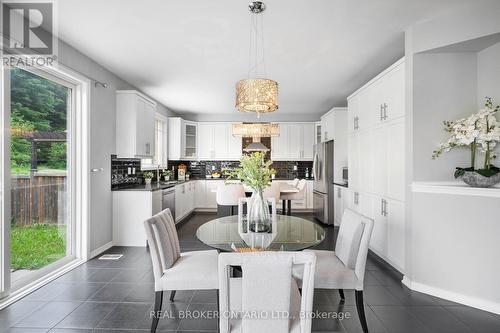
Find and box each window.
[142,114,167,169]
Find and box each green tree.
[10,68,68,174]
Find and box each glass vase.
[247,190,271,233]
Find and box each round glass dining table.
[196,215,325,252]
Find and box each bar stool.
[263,182,281,214]
[216,183,246,216]
[281,179,307,216]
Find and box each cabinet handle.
[384,199,388,216]
[146,143,150,154]
[381,198,384,216]
[383,103,388,120]
[337,187,341,198]
[380,104,384,121]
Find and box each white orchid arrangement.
[433,97,500,178]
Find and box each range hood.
[243,137,269,152]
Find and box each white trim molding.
[411,181,500,198]
[89,241,114,259]
[403,276,500,315]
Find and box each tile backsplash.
[167,160,313,179]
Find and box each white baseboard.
[402,276,500,315]
[89,241,114,259]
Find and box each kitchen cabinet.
[198,123,242,160]
[320,110,335,142]
[347,57,406,272]
[175,181,195,222]
[112,190,161,246]
[333,185,350,226]
[271,123,315,161]
[168,118,198,160]
[116,90,156,157]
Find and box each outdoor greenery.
[11,68,68,175]
[11,224,66,270]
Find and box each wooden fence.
[11,174,67,226]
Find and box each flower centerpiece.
[225,152,276,232]
[433,97,500,187]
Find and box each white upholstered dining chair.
[216,183,246,215]
[144,208,219,333]
[293,208,374,333]
[218,252,317,333]
[281,179,307,215]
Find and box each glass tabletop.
[196,215,326,252]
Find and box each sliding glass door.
[8,67,76,288]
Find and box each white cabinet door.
[334,185,344,226]
[302,123,315,160]
[135,98,147,156]
[226,124,242,160]
[370,196,387,257]
[358,130,373,194]
[271,124,289,160]
[288,124,302,159]
[175,185,184,222]
[194,180,206,208]
[348,95,358,134]
[184,122,197,159]
[383,64,405,121]
[205,180,219,208]
[347,133,360,191]
[321,112,335,142]
[387,198,405,271]
[197,123,214,160]
[387,119,406,201]
[142,100,155,156]
[372,125,388,196]
[213,124,228,160]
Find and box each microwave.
[342,167,348,183]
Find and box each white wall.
[405,2,500,314]
[412,52,477,181]
[58,40,177,253]
[183,112,320,123]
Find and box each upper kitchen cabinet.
[198,123,242,160]
[271,123,315,161]
[320,108,347,143]
[116,90,157,157]
[168,117,198,160]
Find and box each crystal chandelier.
[236,1,278,117]
[232,122,280,152]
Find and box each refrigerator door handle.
[312,152,318,179]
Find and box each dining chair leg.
[282,200,286,214]
[151,291,163,333]
[169,290,176,302]
[355,290,369,333]
[287,200,292,216]
[339,289,345,302]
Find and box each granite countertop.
[113,177,315,192]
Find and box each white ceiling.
[58,0,474,118]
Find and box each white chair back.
[216,183,246,206]
[290,178,299,187]
[263,182,281,203]
[335,208,374,281]
[218,252,316,333]
[143,209,181,283]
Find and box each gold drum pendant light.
[236,1,278,116]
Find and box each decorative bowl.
[460,171,500,188]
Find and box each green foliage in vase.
[143,171,154,179]
[225,152,276,192]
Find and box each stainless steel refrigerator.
[313,141,334,224]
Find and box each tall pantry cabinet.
[347,58,406,272]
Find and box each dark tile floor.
[1,212,500,332]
